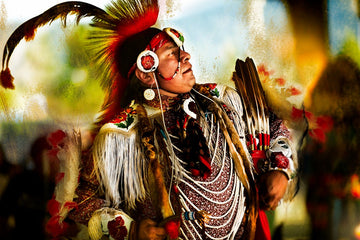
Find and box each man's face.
[155,42,196,96]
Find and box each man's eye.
[169,48,179,57]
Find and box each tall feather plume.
[233,58,270,150]
[231,57,270,240]
[0,1,111,89]
[89,0,159,130]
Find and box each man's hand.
[137,218,167,240]
[257,170,288,210]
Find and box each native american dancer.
[1,1,298,239]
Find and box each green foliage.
[45,25,104,118]
[338,32,360,67]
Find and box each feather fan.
[233,57,270,150]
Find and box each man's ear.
[135,68,155,86]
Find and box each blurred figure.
[0,135,54,239]
[304,55,360,240]
[0,143,13,196]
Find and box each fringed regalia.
[66,83,297,240]
[0,0,298,239]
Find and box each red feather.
[0,68,15,89]
[116,6,159,36]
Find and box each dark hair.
[115,28,162,79]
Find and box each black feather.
[233,58,269,135]
[1,1,111,70]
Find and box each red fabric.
[164,220,180,240]
[45,215,69,238]
[255,210,271,240]
[271,152,289,169]
[108,216,128,240]
[251,150,266,173]
[147,31,170,51]
[47,198,60,216]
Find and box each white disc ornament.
[144,88,155,100]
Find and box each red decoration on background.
[350,174,360,199]
[191,169,200,177]
[48,130,66,147]
[64,201,78,211]
[291,107,333,143]
[287,86,302,96]
[173,184,179,194]
[257,64,274,77]
[315,116,333,133]
[47,130,67,157]
[275,77,286,86]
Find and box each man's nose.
[180,50,191,62]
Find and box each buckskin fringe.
[92,126,148,209]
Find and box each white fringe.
[92,124,148,209]
[55,129,82,219]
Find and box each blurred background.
[0,0,359,239]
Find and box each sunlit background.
[0,0,359,239]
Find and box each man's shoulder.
[99,102,161,135]
[100,103,139,134]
